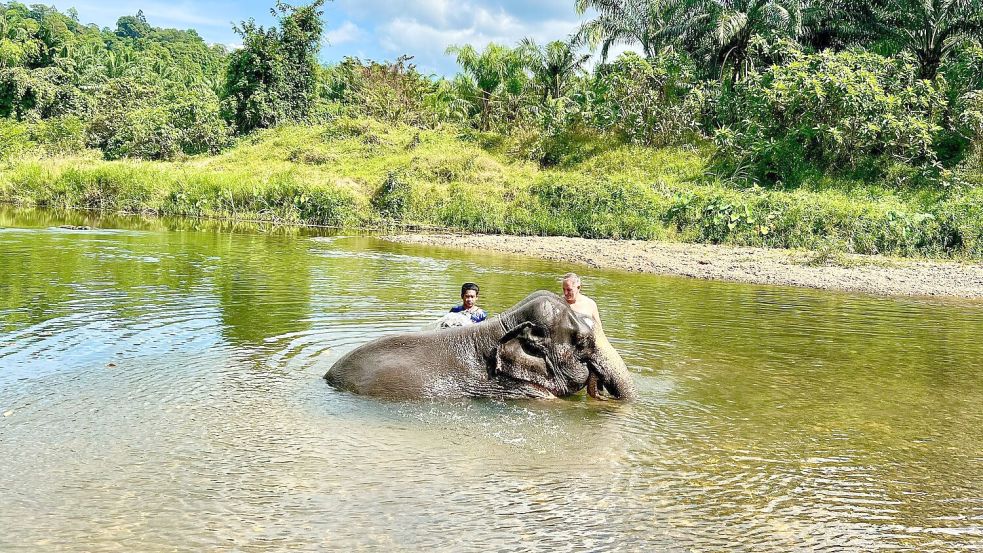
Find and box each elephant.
[324,291,637,401]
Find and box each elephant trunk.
[587,328,638,401]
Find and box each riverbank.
[389,233,983,299]
[3,117,983,260]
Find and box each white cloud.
[338,0,580,46]
[141,3,229,27]
[375,3,577,52]
[322,0,641,75]
[372,9,583,75]
[69,1,230,28]
[406,0,458,27]
[325,21,364,46]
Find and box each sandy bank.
[388,234,983,299]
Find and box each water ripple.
[1,211,982,551]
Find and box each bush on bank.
[3,117,982,258]
[714,50,951,187]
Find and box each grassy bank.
[2,117,982,258]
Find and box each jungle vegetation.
[2,0,983,257]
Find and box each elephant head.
[494,292,637,400]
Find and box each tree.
[873,0,983,79]
[704,0,807,81]
[115,10,151,39]
[798,0,880,52]
[574,0,706,60]
[445,42,527,130]
[222,0,326,133]
[0,4,43,69]
[222,21,284,132]
[33,5,73,66]
[274,0,325,120]
[573,0,806,80]
[521,38,590,103]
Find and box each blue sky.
[57,0,600,76]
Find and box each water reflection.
[209,231,314,347]
[1,206,982,551]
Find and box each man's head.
[461,282,479,309]
[561,273,581,305]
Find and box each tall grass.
[2,116,982,258]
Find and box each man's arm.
[584,296,603,329]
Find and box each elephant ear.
[495,321,552,380]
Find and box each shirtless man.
[561,273,602,328]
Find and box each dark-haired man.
[449,282,487,324]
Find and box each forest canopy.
[0,0,981,187]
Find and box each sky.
[57,0,605,76]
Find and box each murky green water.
[1,206,982,552]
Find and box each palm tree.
[874,0,983,79]
[65,41,106,87]
[104,48,137,79]
[203,72,225,98]
[798,0,879,51]
[707,0,806,81]
[574,0,706,60]
[445,43,527,130]
[574,0,806,80]
[520,38,590,103]
[151,57,179,82]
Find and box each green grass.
[2,116,982,258]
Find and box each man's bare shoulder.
[570,295,598,315]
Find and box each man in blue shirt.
[449,282,487,323]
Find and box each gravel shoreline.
[388,234,983,299]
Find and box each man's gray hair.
[561,272,581,285]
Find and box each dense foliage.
[223,0,325,133]
[1,0,983,257]
[0,4,230,159]
[714,50,950,186]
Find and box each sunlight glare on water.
[1,207,982,552]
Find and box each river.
[1,207,981,551]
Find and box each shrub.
[322,56,445,128]
[372,171,412,221]
[529,172,666,239]
[507,97,603,167]
[30,116,86,154]
[714,50,948,186]
[0,119,33,160]
[104,105,183,160]
[0,61,92,121]
[956,90,983,170]
[1,117,87,159]
[585,52,704,147]
[88,79,231,160]
[936,187,983,257]
[168,91,233,156]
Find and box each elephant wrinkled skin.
[324,291,637,401]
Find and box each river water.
[1,207,982,552]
